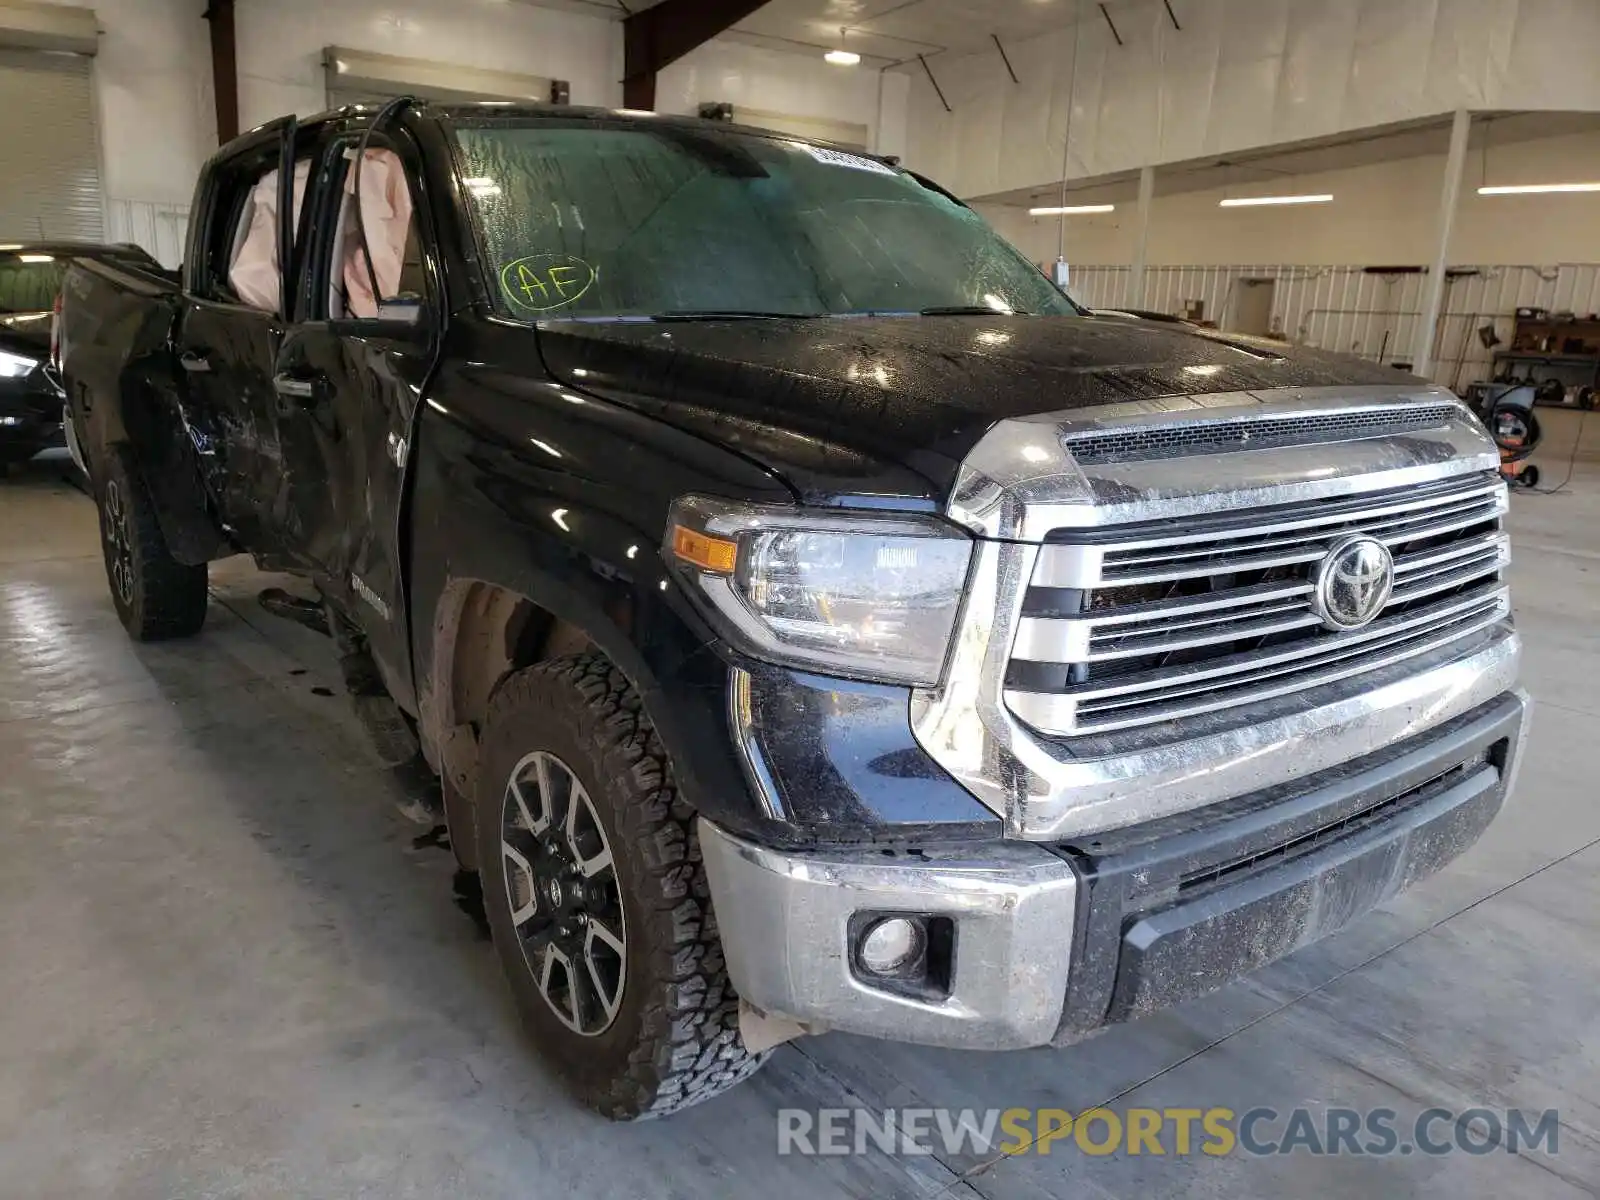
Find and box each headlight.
[0,350,37,378]
[665,496,973,686]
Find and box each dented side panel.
[58,259,230,564]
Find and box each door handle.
[273,374,318,400]
[179,351,211,373]
[272,370,329,416]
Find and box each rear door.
[173,118,309,559]
[268,119,443,709]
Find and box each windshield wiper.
[917,305,1030,317]
[652,310,818,321]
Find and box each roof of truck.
[287,100,895,162]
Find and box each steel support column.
[1128,164,1155,309]
[203,0,238,145]
[1413,108,1471,377]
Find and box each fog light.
[858,916,925,976]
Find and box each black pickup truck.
[59,102,1525,1120]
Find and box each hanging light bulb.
[825,27,860,65]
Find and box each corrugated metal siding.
[1072,263,1600,391]
[0,49,102,242]
[106,200,189,270]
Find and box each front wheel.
[475,654,768,1119]
[97,446,208,640]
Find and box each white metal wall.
[1070,263,1600,392]
[105,199,189,269]
[904,0,1600,203]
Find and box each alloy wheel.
[103,480,135,606]
[500,750,627,1036]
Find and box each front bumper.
[702,689,1526,1050]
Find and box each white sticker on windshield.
[798,144,896,176]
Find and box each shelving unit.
[1493,314,1600,407]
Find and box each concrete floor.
[1,451,1597,1199]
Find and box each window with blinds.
[0,48,102,242]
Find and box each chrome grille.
[1005,472,1511,736]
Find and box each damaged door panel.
[268,123,442,713]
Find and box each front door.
[268,125,440,710]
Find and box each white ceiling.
[531,0,1097,65]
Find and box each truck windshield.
[451,120,1080,321]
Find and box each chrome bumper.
[702,686,1525,1051]
[698,819,1078,1050]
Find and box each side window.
[315,141,426,322]
[196,150,314,312]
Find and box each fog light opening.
[858,916,927,976]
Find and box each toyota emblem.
[1311,535,1394,631]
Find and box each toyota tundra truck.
[57,101,1526,1120]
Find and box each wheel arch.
[421,572,679,869]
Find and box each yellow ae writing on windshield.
[500,254,597,312]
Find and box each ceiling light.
[826,26,859,66]
[1218,194,1332,207]
[1478,182,1600,195]
[1029,204,1115,215]
[18,254,53,262]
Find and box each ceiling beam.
[623,0,771,110]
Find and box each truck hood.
[536,315,1418,507]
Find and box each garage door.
[0,47,101,241]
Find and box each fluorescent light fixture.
[0,243,21,250]
[1478,182,1600,195]
[1218,194,1332,207]
[825,48,860,65]
[1028,204,1115,215]
[18,253,53,262]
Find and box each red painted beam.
[623,0,772,111]
[203,0,239,144]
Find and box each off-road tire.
[476,653,769,1119]
[97,445,207,640]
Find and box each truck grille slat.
[1090,495,1505,585]
[1007,471,1510,737]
